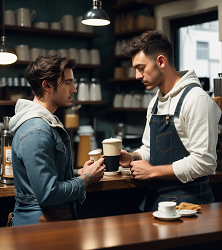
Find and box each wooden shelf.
[109,0,179,11]
[0,100,106,106]
[107,55,128,60]
[0,25,102,39]
[108,107,146,112]
[107,78,137,82]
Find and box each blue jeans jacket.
[11,117,86,226]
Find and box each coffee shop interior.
[0,0,222,249]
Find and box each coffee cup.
[60,14,74,31]
[89,49,100,65]
[75,16,88,33]
[33,22,49,29]
[16,44,30,61]
[158,201,177,217]
[102,138,122,172]
[88,149,102,162]
[78,49,90,64]
[4,10,15,26]
[30,47,41,60]
[57,49,68,57]
[15,8,36,27]
[50,22,61,30]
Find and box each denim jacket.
[9,99,86,226]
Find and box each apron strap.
[174,83,201,118]
[151,97,159,114]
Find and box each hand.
[80,157,105,187]
[130,160,153,181]
[120,149,141,168]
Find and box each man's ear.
[156,55,166,69]
[42,80,51,91]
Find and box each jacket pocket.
[156,131,172,153]
[55,141,68,169]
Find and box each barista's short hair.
[25,55,76,99]
[123,30,174,66]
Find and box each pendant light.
[82,0,110,26]
[0,0,17,65]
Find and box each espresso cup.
[15,8,36,27]
[60,14,74,31]
[88,149,102,162]
[4,10,16,26]
[33,22,49,29]
[16,44,30,61]
[102,138,122,172]
[78,49,90,64]
[50,22,61,30]
[89,49,100,65]
[158,201,177,217]
[30,47,41,60]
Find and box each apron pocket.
[156,131,172,153]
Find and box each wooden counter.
[0,202,222,250]
[1,170,222,198]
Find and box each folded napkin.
[176,202,202,212]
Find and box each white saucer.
[153,211,181,221]
[178,209,197,217]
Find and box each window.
[197,41,209,60]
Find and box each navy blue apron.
[140,83,214,212]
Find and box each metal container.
[214,73,222,97]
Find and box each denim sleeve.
[17,129,86,206]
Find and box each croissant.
[176,202,202,212]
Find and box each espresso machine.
[0,116,14,184]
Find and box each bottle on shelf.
[77,78,89,101]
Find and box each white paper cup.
[88,149,102,162]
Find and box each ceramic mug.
[68,48,79,62]
[60,14,74,31]
[33,22,49,29]
[50,22,61,30]
[57,49,68,57]
[16,44,30,61]
[15,8,36,27]
[30,47,41,60]
[89,49,100,65]
[78,49,90,64]
[4,10,16,25]
[47,49,57,55]
[75,16,88,33]
[158,202,177,217]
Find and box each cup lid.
[102,138,122,144]
[88,149,102,155]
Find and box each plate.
[178,209,197,217]
[153,211,181,221]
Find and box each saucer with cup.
[153,201,181,221]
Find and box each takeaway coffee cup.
[158,201,177,217]
[102,138,122,172]
[88,149,102,162]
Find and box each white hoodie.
[135,70,221,183]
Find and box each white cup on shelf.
[68,48,79,62]
[78,49,90,64]
[30,48,41,60]
[47,49,57,55]
[15,8,36,27]
[89,49,100,65]
[60,14,75,31]
[4,10,16,26]
[57,49,68,57]
[50,22,61,30]
[16,44,30,61]
[33,22,49,29]
[75,16,88,33]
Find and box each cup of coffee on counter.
[102,138,122,172]
[88,149,102,162]
[158,201,177,217]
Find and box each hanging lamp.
[82,0,110,26]
[0,0,17,65]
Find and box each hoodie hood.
[9,99,64,135]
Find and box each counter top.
[1,170,222,198]
[0,202,222,250]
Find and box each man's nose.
[71,83,77,93]
[136,69,143,80]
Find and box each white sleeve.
[173,95,221,183]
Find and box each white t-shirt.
[135,69,221,183]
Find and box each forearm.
[150,164,178,181]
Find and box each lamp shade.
[82,0,110,26]
[0,36,17,65]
